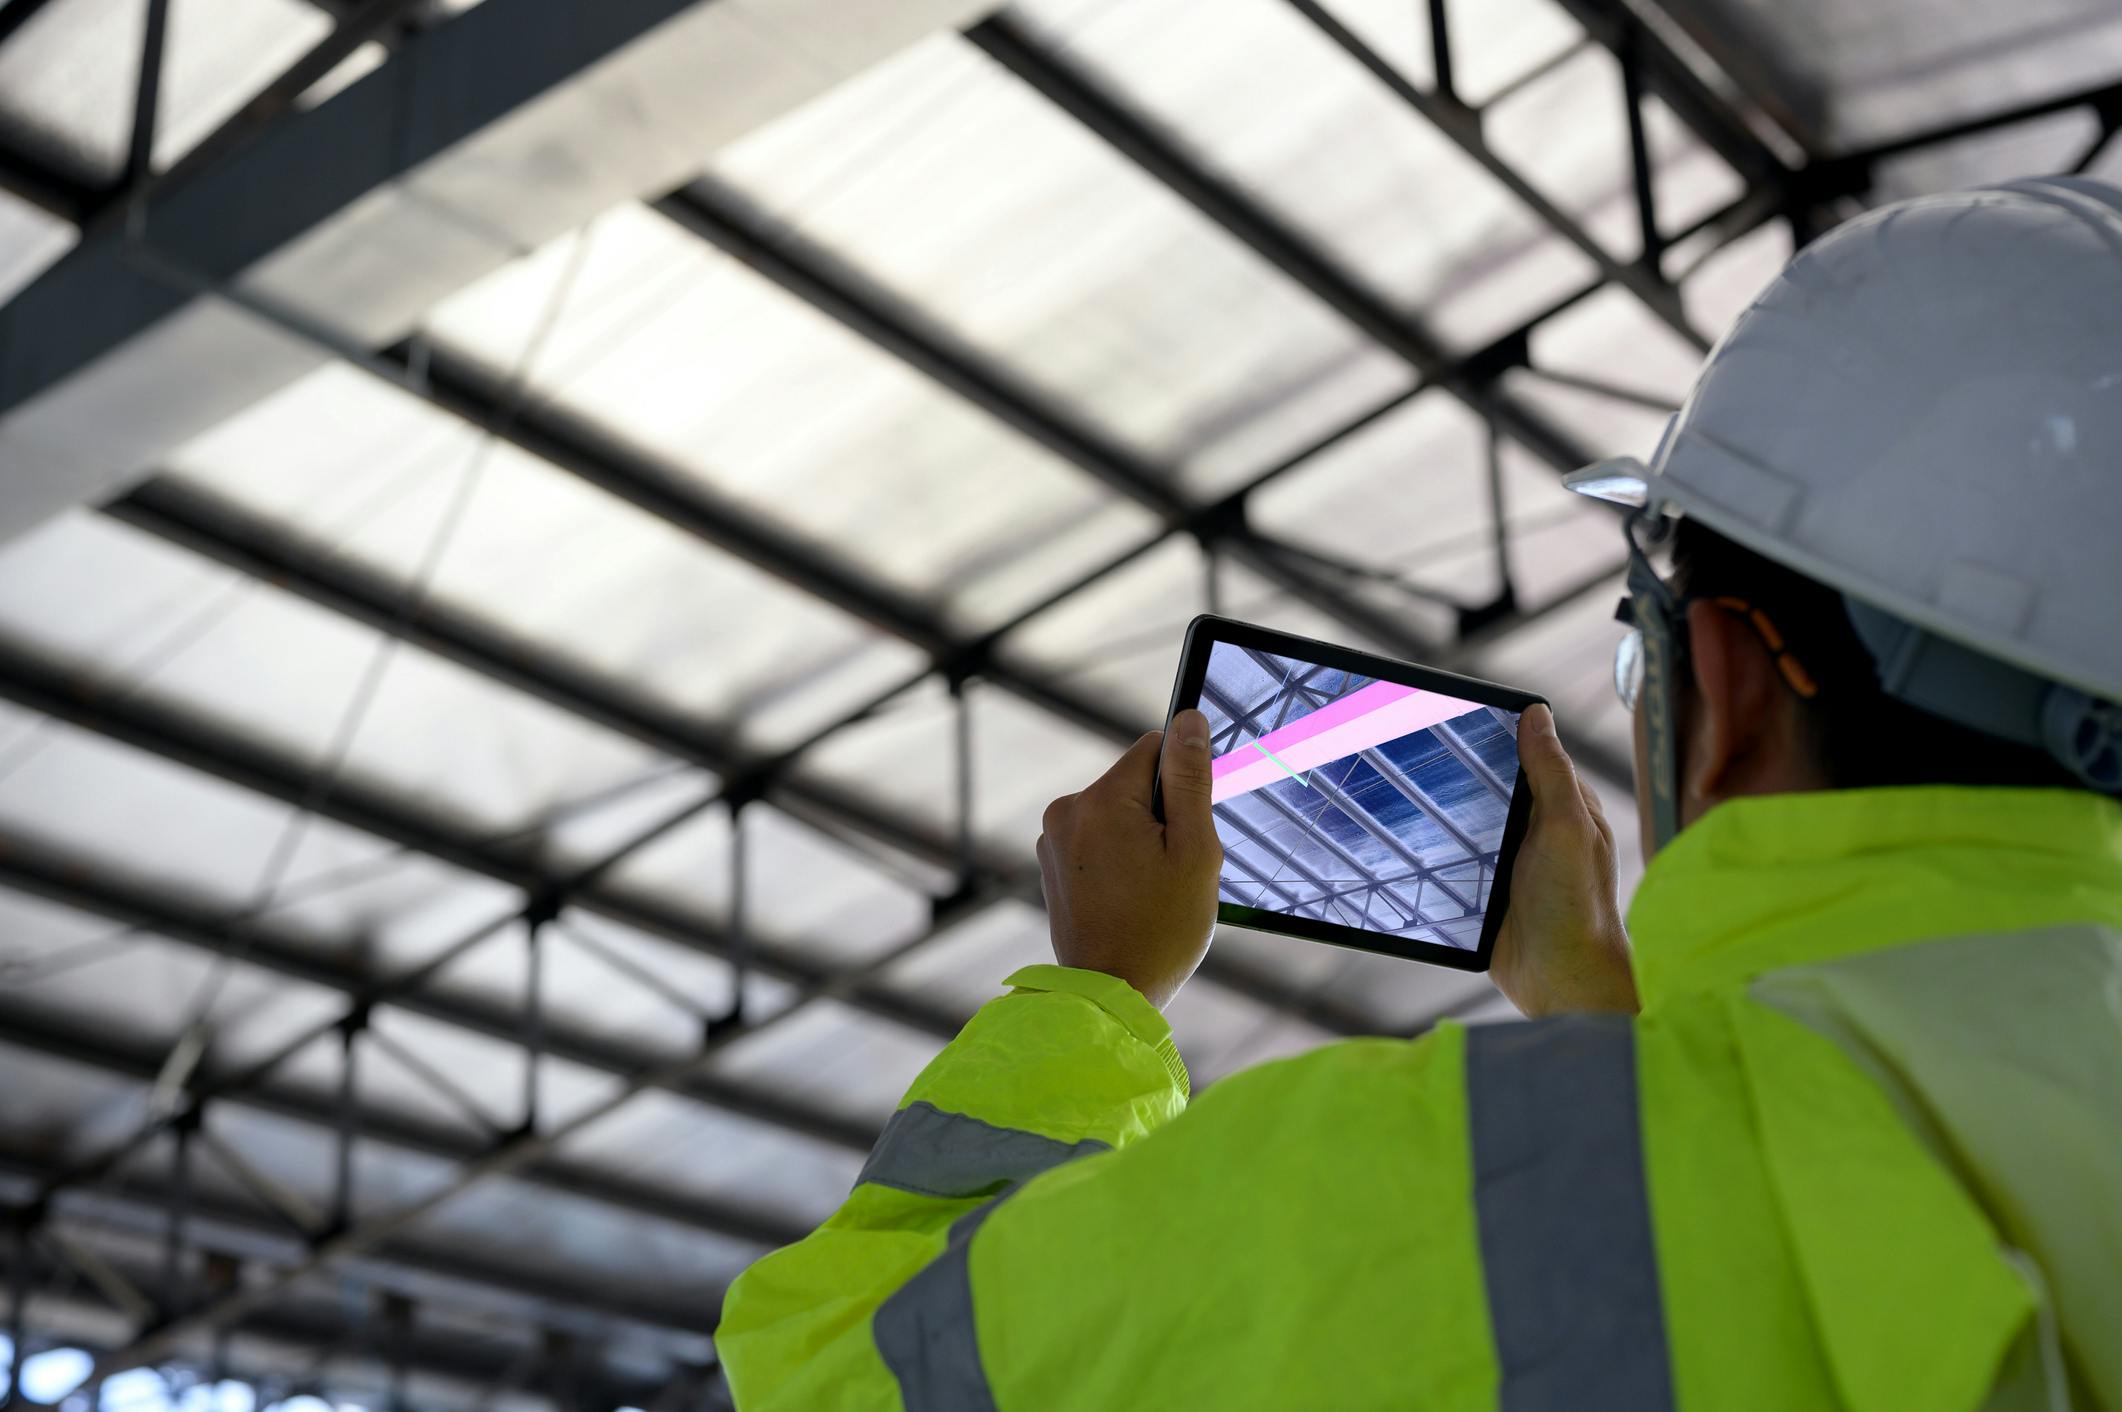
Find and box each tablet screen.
[1200,641,1523,952]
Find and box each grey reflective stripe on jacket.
[875,1198,1007,1412]
[1466,1016,1676,1412]
[868,1105,1107,1409]
[874,1023,1678,1411]
[858,1100,1110,1199]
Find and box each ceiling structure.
[0,0,2115,1406]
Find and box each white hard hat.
[1569,177,2122,788]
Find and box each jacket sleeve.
[716,965,1494,1411]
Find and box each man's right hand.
[1489,704,1640,1017]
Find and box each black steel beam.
[5,1248,688,1412]
[0,0,721,423]
[1809,76,2122,184]
[0,138,96,225]
[9,1155,717,1342]
[0,838,871,1180]
[1546,0,1791,187]
[392,339,1143,747]
[1281,0,1704,347]
[961,15,1594,474]
[653,180,1638,787]
[0,636,970,1047]
[0,999,814,1249]
[3,1172,716,1372]
[0,0,64,49]
[0,631,1397,1094]
[107,477,973,873]
[653,187,1189,523]
[106,478,1395,1040]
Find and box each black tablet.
[1156,615,1542,972]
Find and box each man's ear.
[1681,598,1783,812]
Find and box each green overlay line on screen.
[1210,681,1469,804]
[1248,741,1311,787]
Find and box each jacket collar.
[1625,786,2122,1009]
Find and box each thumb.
[1516,704,1583,812]
[1159,708,1218,854]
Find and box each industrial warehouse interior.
[0,0,2118,1407]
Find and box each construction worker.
[717,178,2122,1409]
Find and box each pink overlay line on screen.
[1211,682,1477,804]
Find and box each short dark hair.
[1667,518,2083,792]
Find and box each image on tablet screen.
[1200,643,1521,949]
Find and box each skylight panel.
[557,1090,865,1230]
[166,364,928,751]
[0,0,328,184]
[1505,284,1703,459]
[708,30,1422,494]
[710,999,945,1127]
[1486,47,1742,257]
[0,511,672,836]
[877,898,1053,1015]
[1006,0,1599,347]
[421,202,1164,631]
[0,702,407,915]
[591,800,937,970]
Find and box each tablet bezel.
[1158,614,1543,974]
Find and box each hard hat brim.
[1562,457,1651,508]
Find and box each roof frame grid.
[0,0,1830,1390]
[2,1206,716,1407]
[0,151,1773,1409]
[1278,0,1707,349]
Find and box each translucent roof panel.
[421,204,1163,635]
[0,1047,147,1155]
[0,887,347,1056]
[396,1175,756,1313]
[557,1089,864,1232]
[1483,43,1744,263]
[0,511,671,836]
[1490,443,1629,609]
[1505,283,1708,459]
[707,31,1419,496]
[268,1006,622,1139]
[0,701,438,917]
[189,1098,769,1306]
[166,364,926,752]
[1673,216,1790,338]
[397,907,775,1063]
[878,898,1053,1016]
[1245,394,1511,617]
[1006,0,1600,349]
[995,536,1230,728]
[996,534,1409,730]
[1164,979,1334,1084]
[1662,0,2122,151]
[0,0,328,185]
[1293,0,1592,107]
[1240,391,1621,626]
[1873,108,2110,203]
[790,674,1123,856]
[584,800,936,971]
[711,999,943,1128]
[0,187,74,306]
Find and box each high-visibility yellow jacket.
[718,787,2122,1410]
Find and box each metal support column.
[1618,23,1664,271]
